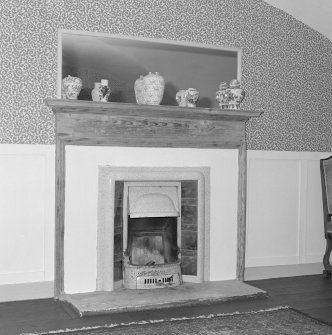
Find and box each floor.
[1,275,331,335]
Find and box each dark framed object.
[320,155,332,278]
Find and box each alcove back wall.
[1,0,331,151]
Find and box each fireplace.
[46,99,262,298]
[97,167,209,292]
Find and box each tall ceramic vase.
[134,72,165,105]
[134,76,145,104]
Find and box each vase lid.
[229,79,240,88]
[218,82,229,90]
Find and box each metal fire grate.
[136,273,181,289]
[123,255,182,289]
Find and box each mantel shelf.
[46,99,263,149]
[45,99,262,123]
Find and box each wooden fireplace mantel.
[45,99,263,298]
[46,99,262,148]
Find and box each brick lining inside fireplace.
[113,180,199,283]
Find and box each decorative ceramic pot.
[134,72,165,105]
[176,88,199,107]
[91,82,102,101]
[62,75,82,100]
[98,79,111,102]
[216,82,231,109]
[184,88,199,107]
[175,90,187,107]
[228,79,245,110]
[134,75,145,104]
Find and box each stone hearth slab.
[61,280,267,317]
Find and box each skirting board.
[0,263,323,302]
[244,263,323,281]
[0,281,53,302]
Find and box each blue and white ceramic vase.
[175,90,187,107]
[98,79,111,102]
[134,75,145,104]
[228,79,245,110]
[91,82,102,101]
[184,88,199,107]
[62,75,82,100]
[134,72,165,105]
[176,88,199,107]
[216,82,231,109]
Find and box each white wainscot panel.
[0,145,55,285]
[246,155,300,266]
[246,151,331,268]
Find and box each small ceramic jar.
[99,79,111,102]
[184,88,199,107]
[216,82,231,109]
[62,75,82,100]
[91,82,102,101]
[175,90,187,107]
[176,88,199,107]
[228,79,245,110]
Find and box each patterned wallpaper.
[1,0,332,151]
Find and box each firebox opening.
[97,167,207,292]
[127,216,179,266]
[122,181,183,289]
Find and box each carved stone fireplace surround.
[46,99,262,299]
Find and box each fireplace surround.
[46,99,262,299]
[97,167,209,291]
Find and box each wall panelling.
[246,150,331,269]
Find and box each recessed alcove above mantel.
[45,98,262,301]
[60,31,240,107]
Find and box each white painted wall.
[0,145,55,286]
[64,146,239,294]
[246,150,330,271]
[263,0,332,41]
[0,144,329,299]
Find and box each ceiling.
[263,0,332,41]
